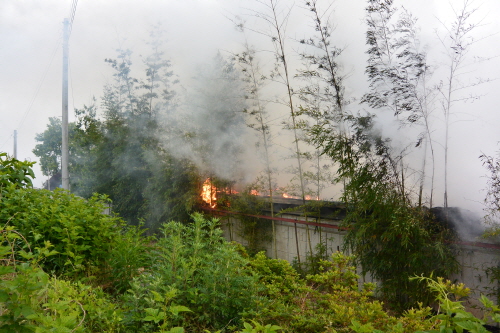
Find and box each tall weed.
[121,213,261,332]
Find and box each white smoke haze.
[1,0,500,236]
[166,52,255,182]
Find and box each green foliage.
[484,265,500,306]
[412,276,482,333]
[32,34,199,231]
[312,113,459,311]
[102,223,154,294]
[121,213,261,332]
[227,189,272,256]
[1,173,495,332]
[140,288,190,333]
[248,251,435,333]
[248,251,303,306]
[0,153,35,192]
[293,241,328,276]
[32,117,74,180]
[0,226,123,333]
[357,276,500,333]
[0,187,123,278]
[240,321,282,333]
[480,149,500,237]
[2,152,495,333]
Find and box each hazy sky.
[1,0,500,214]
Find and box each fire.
[250,189,259,196]
[281,193,320,200]
[282,193,301,199]
[201,178,217,208]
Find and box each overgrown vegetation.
[23,0,500,331]
[480,147,500,304]
[33,32,200,232]
[3,153,500,332]
[481,147,500,236]
[312,112,459,311]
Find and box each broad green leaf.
[0,290,9,302]
[167,327,184,333]
[151,290,164,302]
[0,266,14,276]
[169,305,191,316]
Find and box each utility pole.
[62,18,69,190]
[13,130,17,159]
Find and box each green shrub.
[0,187,123,278]
[121,213,261,332]
[248,252,435,333]
[102,223,153,294]
[0,226,123,333]
[0,152,35,192]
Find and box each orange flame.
[201,178,217,208]
[281,193,319,200]
[250,189,259,196]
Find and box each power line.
[68,0,79,37]
[0,133,14,152]
[16,35,61,133]
[69,57,76,112]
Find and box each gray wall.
[219,214,500,318]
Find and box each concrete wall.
[219,213,500,316]
[220,214,346,261]
[452,243,500,317]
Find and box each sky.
[1,0,500,215]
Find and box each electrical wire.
[69,57,75,112]
[2,1,78,154]
[15,35,62,134]
[68,0,78,113]
[68,0,78,37]
[0,133,14,152]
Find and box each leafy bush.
[0,152,35,191]
[350,276,500,333]
[313,113,459,311]
[0,187,124,279]
[0,226,123,333]
[248,251,435,333]
[0,153,153,293]
[121,213,262,332]
[102,223,153,294]
[2,153,497,332]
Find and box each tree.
[233,36,280,257]
[298,0,349,200]
[303,2,463,300]
[362,0,436,207]
[33,29,199,231]
[311,109,459,311]
[88,42,196,229]
[436,0,483,210]
[33,115,97,190]
[299,0,347,118]
[33,117,64,178]
[481,148,500,236]
[250,0,315,265]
